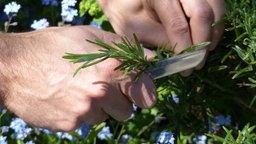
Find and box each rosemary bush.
[0,0,255,143]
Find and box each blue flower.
[129,113,135,119]
[97,126,113,140]
[39,123,91,139]
[223,115,231,126]
[126,103,138,119]
[193,135,207,144]
[0,136,7,144]
[61,0,78,22]
[0,106,4,112]
[38,128,52,134]
[119,134,132,144]
[208,115,232,132]
[41,0,58,6]
[25,140,35,144]
[61,7,78,22]
[56,124,90,141]
[3,1,21,16]
[208,118,219,132]
[172,94,179,104]
[80,123,91,138]
[31,18,49,30]
[132,104,138,111]
[75,123,91,139]
[157,131,175,144]
[215,115,231,127]
[215,115,225,126]
[0,126,10,133]
[90,21,102,29]
[10,118,32,140]
[61,0,77,7]
[56,132,74,141]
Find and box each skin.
[98,0,226,75]
[0,26,156,132]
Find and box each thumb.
[119,72,157,108]
[118,47,157,108]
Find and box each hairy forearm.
[0,32,24,107]
[0,33,10,106]
[0,33,23,63]
[0,33,8,62]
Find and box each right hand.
[98,0,226,75]
[0,26,157,132]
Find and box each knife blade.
[147,48,206,79]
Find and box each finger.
[134,25,169,48]
[95,29,157,109]
[180,0,214,72]
[64,83,109,125]
[98,83,134,121]
[118,71,157,109]
[180,69,193,77]
[105,21,169,49]
[117,46,157,108]
[180,0,214,46]
[195,49,209,70]
[80,101,109,125]
[207,0,226,50]
[151,0,192,53]
[99,0,170,47]
[90,58,134,121]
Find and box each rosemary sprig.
[63,34,210,80]
[63,34,158,80]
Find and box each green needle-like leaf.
[180,41,211,54]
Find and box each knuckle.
[194,7,214,22]
[74,104,91,116]
[168,16,189,34]
[72,98,95,116]
[98,58,123,78]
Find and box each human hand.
[0,26,156,132]
[98,0,226,75]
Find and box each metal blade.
[147,48,206,79]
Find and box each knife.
[147,48,206,79]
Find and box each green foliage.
[224,0,256,87]
[208,124,256,144]
[79,0,102,17]
[79,0,108,26]
[78,0,114,31]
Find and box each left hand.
[0,26,156,132]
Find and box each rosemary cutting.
[63,34,210,80]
